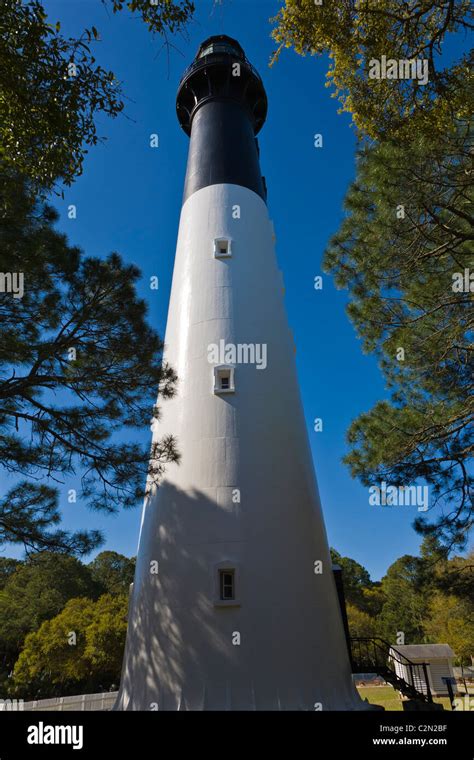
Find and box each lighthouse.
[116,35,367,711]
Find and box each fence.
[0,692,118,711]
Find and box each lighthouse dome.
[176,35,267,137]
[197,35,245,60]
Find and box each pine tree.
[271,1,473,549]
[0,174,179,554]
[325,129,473,548]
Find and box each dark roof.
[390,644,455,660]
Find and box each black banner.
[0,710,472,758]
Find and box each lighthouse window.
[214,366,235,394]
[219,570,235,601]
[199,43,241,59]
[214,238,232,258]
[213,561,240,606]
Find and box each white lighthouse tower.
[116,36,367,711]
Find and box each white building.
[390,644,456,697]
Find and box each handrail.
[350,637,433,703]
[178,53,264,89]
[352,637,429,668]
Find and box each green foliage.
[0,0,195,190]
[88,551,135,595]
[359,585,386,618]
[0,553,101,659]
[376,547,474,658]
[331,547,373,609]
[0,0,122,190]
[104,0,195,36]
[331,543,473,662]
[434,552,474,603]
[424,592,474,665]
[0,483,101,556]
[1,0,187,558]
[379,556,429,644]
[12,593,128,696]
[0,551,133,695]
[0,174,179,554]
[0,557,20,590]
[13,598,96,693]
[346,603,381,639]
[271,1,473,550]
[83,593,128,675]
[271,0,473,139]
[325,130,473,548]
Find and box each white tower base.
[115,183,370,711]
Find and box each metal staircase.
[350,637,434,704]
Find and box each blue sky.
[9,0,461,580]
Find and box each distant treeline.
[0,541,472,700]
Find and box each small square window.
[214,238,232,258]
[214,366,235,394]
[219,570,235,601]
[213,561,241,607]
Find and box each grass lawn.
[357,685,456,711]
